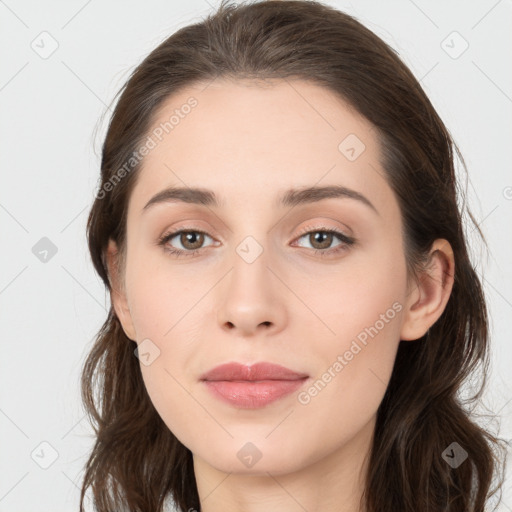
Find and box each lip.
[200,362,309,409]
[200,362,308,381]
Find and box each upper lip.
[200,362,309,381]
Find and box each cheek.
[294,291,404,458]
[125,249,201,340]
[294,246,406,418]
[124,257,208,419]
[128,274,203,435]
[299,241,407,344]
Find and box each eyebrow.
[142,185,378,215]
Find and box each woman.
[80,1,507,511]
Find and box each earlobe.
[106,239,137,341]
[400,239,455,341]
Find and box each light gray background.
[1,1,511,510]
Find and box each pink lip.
[200,362,309,409]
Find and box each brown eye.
[158,229,215,256]
[293,227,355,257]
[179,231,205,250]
[308,231,334,250]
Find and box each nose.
[216,248,287,337]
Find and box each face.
[109,78,419,476]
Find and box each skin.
[107,78,455,512]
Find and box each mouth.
[200,362,309,409]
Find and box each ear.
[105,239,137,341]
[400,239,455,341]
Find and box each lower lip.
[203,379,308,409]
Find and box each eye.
[292,226,355,257]
[157,225,355,259]
[157,229,216,257]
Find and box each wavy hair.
[80,1,508,510]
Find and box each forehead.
[128,78,392,216]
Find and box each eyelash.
[157,225,356,259]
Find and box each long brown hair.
[80,1,508,510]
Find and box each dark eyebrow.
[142,185,378,215]
[277,185,378,214]
[142,187,224,212]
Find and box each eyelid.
[293,216,356,242]
[158,221,352,243]
[158,226,216,247]
[294,222,353,239]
